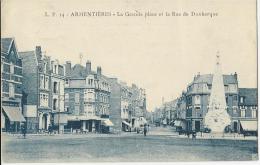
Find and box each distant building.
[108,79,147,132]
[64,61,111,133]
[20,46,66,133]
[108,79,132,131]
[1,38,25,132]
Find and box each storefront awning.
[174,120,181,127]
[2,106,26,122]
[240,120,257,131]
[122,120,131,127]
[174,120,185,127]
[102,119,114,127]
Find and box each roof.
[1,38,13,54]
[70,64,88,78]
[192,74,238,85]
[19,51,38,66]
[238,88,257,106]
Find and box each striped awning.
[2,106,26,122]
[122,120,131,127]
[101,119,114,127]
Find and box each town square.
[1,0,258,163]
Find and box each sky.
[1,0,257,112]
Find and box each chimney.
[86,60,91,74]
[97,66,102,76]
[65,61,71,76]
[35,46,42,61]
[234,72,237,80]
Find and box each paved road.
[2,126,258,162]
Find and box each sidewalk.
[1,131,142,141]
[168,133,258,141]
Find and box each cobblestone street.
[2,126,258,162]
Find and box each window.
[10,63,14,74]
[65,106,69,112]
[44,63,47,73]
[252,109,257,118]
[45,77,49,90]
[9,83,15,97]
[75,93,80,103]
[40,75,44,89]
[240,109,245,117]
[233,95,237,101]
[224,85,228,91]
[65,93,69,101]
[54,65,57,74]
[65,79,69,85]
[240,97,244,104]
[74,106,80,115]
[194,95,200,105]
[226,96,228,104]
[53,99,57,110]
[53,82,58,93]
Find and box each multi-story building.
[64,61,111,133]
[49,59,66,133]
[235,88,257,134]
[185,73,238,132]
[130,84,147,121]
[108,79,148,132]
[1,38,25,132]
[20,46,66,133]
[108,79,132,131]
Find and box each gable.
[1,38,21,65]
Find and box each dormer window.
[240,97,245,104]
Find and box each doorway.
[195,121,200,132]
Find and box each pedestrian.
[192,131,196,140]
[144,124,148,136]
[48,124,52,135]
[21,123,26,139]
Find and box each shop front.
[1,106,26,133]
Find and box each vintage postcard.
[1,0,258,163]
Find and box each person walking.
[144,124,148,136]
[48,124,52,135]
[21,123,26,139]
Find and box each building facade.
[20,46,66,133]
[235,88,258,134]
[64,61,111,133]
[1,38,25,132]
[185,73,239,132]
[108,79,148,132]
[155,72,257,135]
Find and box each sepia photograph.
[1,0,258,163]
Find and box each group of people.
[20,124,54,139]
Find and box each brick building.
[64,61,112,133]
[1,38,25,132]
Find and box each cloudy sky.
[2,0,257,111]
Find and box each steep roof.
[192,74,238,85]
[19,51,39,66]
[1,38,13,54]
[239,88,257,106]
[70,64,88,78]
